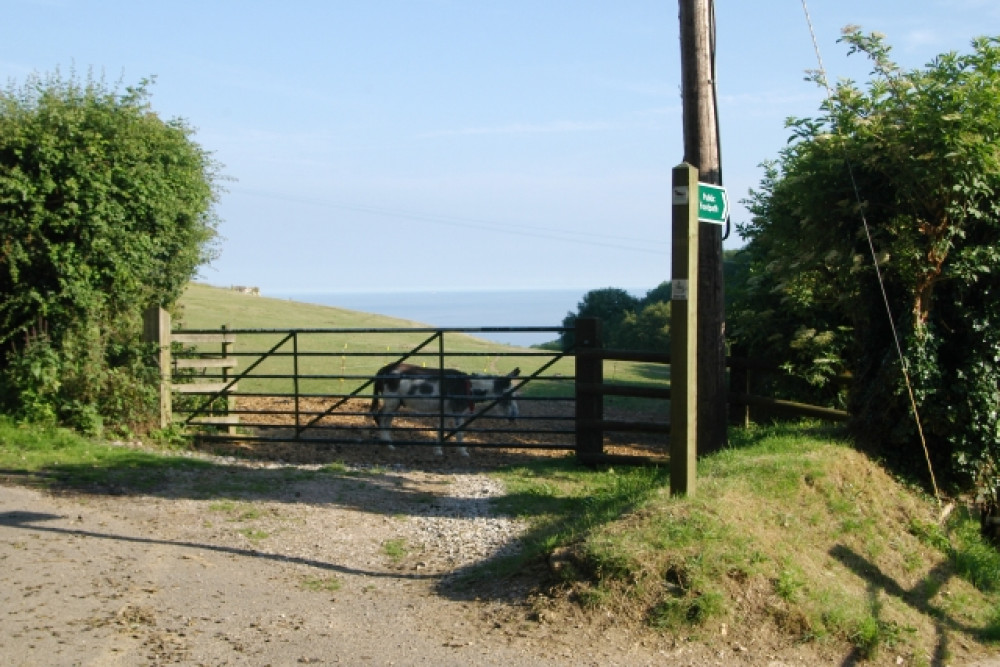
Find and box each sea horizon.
[270,285,652,296]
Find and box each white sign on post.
[672,185,689,206]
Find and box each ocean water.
[277,289,591,346]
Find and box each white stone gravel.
[119,443,532,576]
[398,473,528,569]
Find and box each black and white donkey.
[369,362,520,456]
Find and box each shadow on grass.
[628,362,670,383]
[829,543,1000,666]
[438,456,670,600]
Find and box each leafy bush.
[732,30,1000,502]
[0,69,223,434]
[1,324,62,425]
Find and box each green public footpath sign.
[697,182,728,224]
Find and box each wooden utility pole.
[679,0,727,455]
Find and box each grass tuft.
[300,575,342,593]
[382,538,409,562]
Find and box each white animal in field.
[369,362,520,456]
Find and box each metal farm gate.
[143,309,676,463]
[156,317,579,452]
[143,308,846,466]
[176,327,575,451]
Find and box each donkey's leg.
[432,425,444,455]
[453,417,469,457]
[381,415,396,451]
[432,408,454,456]
[434,417,460,456]
[376,400,399,451]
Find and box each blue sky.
[4,1,997,293]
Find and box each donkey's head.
[470,367,520,421]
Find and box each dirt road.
[0,456,712,667]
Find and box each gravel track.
[0,454,699,666]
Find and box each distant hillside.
[176,282,428,330]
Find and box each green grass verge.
[0,416,312,496]
[480,423,1000,660]
[0,416,212,491]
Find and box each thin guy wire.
[799,0,940,501]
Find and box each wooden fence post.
[143,306,172,429]
[671,162,699,496]
[575,317,603,463]
[220,324,237,434]
[728,348,750,428]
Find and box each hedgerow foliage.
[0,70,222,434]
[731,30,1000,501]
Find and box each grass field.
[175,282,667,414]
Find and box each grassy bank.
[484,424,1000,663]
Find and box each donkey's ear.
[508,368,521,377]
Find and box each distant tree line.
[557,252,745,352]
[558,283,671,351]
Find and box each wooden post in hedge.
[143,306,172,429]
[728,348,750,427]
[575,317,603,463]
